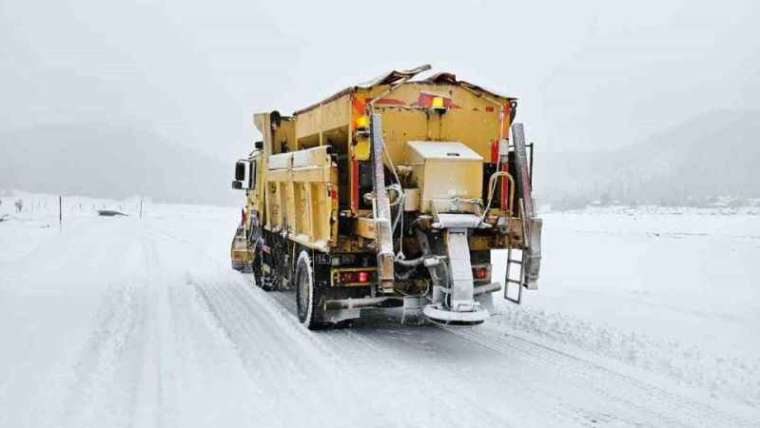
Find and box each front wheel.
[295,250,325,330]
[251,254,271,291]
[251,239,282,291]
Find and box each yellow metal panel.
[368,83,506,163]
[355,217,376,239]
[273,119,295,154]
[262,144,338,250]
[440,109,501,160]
[329,169,339,245]
[286,181,296,233]
[294,182,308,236]
[267,165,333,183]
[295,93,351,142]
[354,138,370,161]
[292,146,331,168]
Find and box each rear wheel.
[295,250,325,330]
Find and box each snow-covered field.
[1,194,759,427]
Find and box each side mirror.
[231,180,243,190]
[234,161,246,181]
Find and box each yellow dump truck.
[231,65,542,328]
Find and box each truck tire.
[295,250,325,330]
[251,255,272,291]
[252,237,282,291]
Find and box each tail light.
[339,271,357,283]
[472,265,491,281]
[335,269,374,286]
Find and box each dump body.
[262,146,338,251]
[231,66,542,327]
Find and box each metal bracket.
[370,114,395,290]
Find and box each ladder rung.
[506,279,524,284]
[508,259,523,264]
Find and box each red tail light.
[473,266,489,280]
[337,270,373,285]
[339,271,357,283]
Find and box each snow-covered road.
[1,198,758,427]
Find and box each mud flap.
[524,218,542,289]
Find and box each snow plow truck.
[231,65,542,329]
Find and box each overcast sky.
[1,0,758,161]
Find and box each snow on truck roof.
[292,65,515,116]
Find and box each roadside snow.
[491,208,760,405]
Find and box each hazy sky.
[2,0,758,161]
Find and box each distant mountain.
[536,110,760,207]
[0,124,240,206]
[5,111,757,209]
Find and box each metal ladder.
[504,246,527,304]
[504,199,528,305]
[503,123,537,304]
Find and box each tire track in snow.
[59,271,148,428]
[130,231,176,428]
[141,223,273,426]
[266,289,758,427]
[58,227,173,428]
[187,274,372,428]
[443,323,760,427]
[325,318,592,428]
[265,292,581,427]
[328,327,532,427]
[162,278,264,426]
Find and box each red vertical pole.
[500,155,509,212]
[351,158,359,212]
[499,103,512,214]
